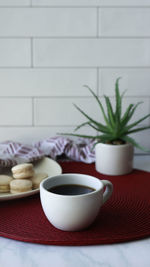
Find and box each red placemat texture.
[0,161,150,245]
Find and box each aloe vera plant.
[62,78,150,151]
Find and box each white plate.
[0,157,62,201]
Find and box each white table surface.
[0,155,150,267]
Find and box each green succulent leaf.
[74,121,90,132]
[99,134,115,143]
[59,78,150,152]
[124,113,150,132]
[115,77,122,123]
[91,134,115,150]
[74,121,105,132]
[104,95,115,128]
[124,102,143,127]
[83,85,112,131]
[126,125,150,135]
[73,103,110,134]
[121,104,134,127]
[89,122,106,132]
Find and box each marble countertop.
[1,155,150,267]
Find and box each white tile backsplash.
[0,69,97,96]
[0,8,97,37]
[32,0,150,7]
[131,128,150,153]
[33,38,150,67]
[103,97,150,125]
[100,0,150,6]
[34,97,104,126]
[0,1,149,152]
[0,98,32,125]
[100,39,150,67]
[0,126,96,144]
[100,69,150,96]
[0,39,31,67]
[32,0,101,6]
[101,8,150,37]
[33,39,103,67]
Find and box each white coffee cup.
[40,173,113,231]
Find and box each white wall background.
[0,0,150,152]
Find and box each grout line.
[0,36,150,39]
[94,66,150,69]
[0,95,150,98]
[107,95,150,99]
[0,96,95,99]
[0,36,99,39]
[0,6,31,8]
[96,7,99,37]
[1,66,150,69]
[0,5,150,8]
[30,96,95,99]
[96,67,99,96]
[0,37,31,39]
[96,6,150,8]
[0,96,32,98]
[30,37,33,68]
[0,124,96,128]
[0,123,148,127]
[0,66,32,69]
[0,66,98,69]
[29,36,150,39]
[32,97,34,126]
[98,68,102,97]
[97,36,150,39]
[0,6,95,8]
[26,66,150,69]
[0,125,30,128]
[0,124,149,128]
[0,6,149,8]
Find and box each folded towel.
[0,137,95,167]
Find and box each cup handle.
[101,180,113,205]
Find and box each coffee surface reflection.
[47,184,95,196]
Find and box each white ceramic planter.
[95,143,134,176]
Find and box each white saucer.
[0,157,62,201]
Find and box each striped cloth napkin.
[0,137,95,168]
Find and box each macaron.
[11,163,34,179]
[0,175,13,193]
[31,173,48,189]
[10,179,33,194]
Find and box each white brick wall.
[0,0,150,154]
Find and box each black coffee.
[48,184,95,196]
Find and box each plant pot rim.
[95,142,133,148]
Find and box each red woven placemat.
[0,161,150,245]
